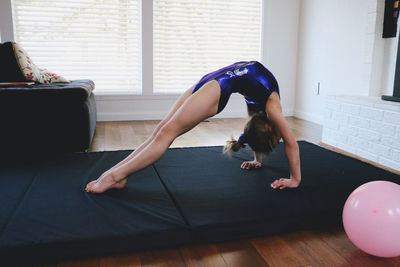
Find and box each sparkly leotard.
[192,61,280,114]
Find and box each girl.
[86,61,301,193]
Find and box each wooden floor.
[47,117,399,267]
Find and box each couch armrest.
[0,41,28,82]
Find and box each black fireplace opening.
[382,0,400,102]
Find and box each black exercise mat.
[154,141,400,243]
[0,141,399,265]
[0,151,189,265]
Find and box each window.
[12,0,141,93]
[153,0,262,93]
[12,0,262,95]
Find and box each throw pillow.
[12,42,69,84]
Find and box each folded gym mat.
[0,151,189,265]
[153,142,400,243]
[0,142,399,265]
[0,162,39,238]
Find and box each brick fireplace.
[322,95,400,171]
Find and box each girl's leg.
[86,80,220,193]
[87,85,196,188]
[117,84,196,161]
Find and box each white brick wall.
[322,95,400,171]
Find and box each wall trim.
[97,110,253,122]
[94,93,180,101]
[97,110,295,122]
[294,108,323,124]
[96,95,294,122]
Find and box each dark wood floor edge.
[319,142,400,175]
[310,229,354,266]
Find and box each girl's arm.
[266,93,301,189]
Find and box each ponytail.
[223,133,247,155]
[223,138,242,155]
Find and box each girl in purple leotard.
[192,61,280,114]
[86,61,301,194]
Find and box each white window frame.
[4,0,265,98]
[1,0,268,121]
[96,0,266,103]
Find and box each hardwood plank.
[315,228,400,267]
[216,240,269,267]
[89,122,105,152]
[281,231,348,266]
[119,124,136,149]
[131,121,148,136]
[131,121,150,149]
[180,244,227,267]
[97,252,141,267]
[250,235,309,267]
[33,263,57,267]
[139,248,186,267]
[104,122,122,150]
[173,129,202,148]
[57,257,100,267]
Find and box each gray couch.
[0,41,97,154]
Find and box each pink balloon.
[343,180,400,258]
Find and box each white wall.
[262,0,300,118]
[295,0,372,124]
[0,0,300,121]
[0,0,14,42]
[295,0,400,124]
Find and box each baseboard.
[97,111,170,121]
[293,109,323,124]
[97,108,295,122]
[97,110,251,121]
[95,91,295,122]
[283,109,294,117]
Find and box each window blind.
[12,0,141,93]
[153,0,262,93]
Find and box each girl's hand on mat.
[241,160,262,170]
[270,178,300,190]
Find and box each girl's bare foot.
[85,171,127,194]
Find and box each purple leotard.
[192,61,280,114]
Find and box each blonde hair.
[223,137,242,156]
